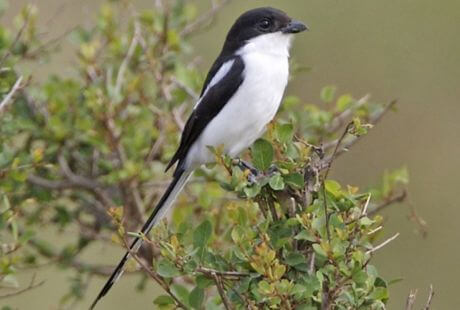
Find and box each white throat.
[237,32,293,57]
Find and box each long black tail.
[89,169,192,309]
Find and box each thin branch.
[405,289,417,310]
[170,76,199,101]
[212,272,233,310]
[424,284,435,310]
[322,122,353,243]
[361,193,372,216]
[0,76,24,114]
[368,190,407,216]
[0,274,44,299]
[180,0,232,37]
[123,239,190,310]
[197,266,249,278]
[322,100,397,157]
[325,94,370,133]
[365,232,400,255]
[114,21,141,96]
[0,12,29,67]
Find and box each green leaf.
[336,94,353,112]
[269,173,285,191]
[352,269,368,285]
[193,219,212,249]
[196,275,213,289]
[189,286,204,309]
[368,287,389,301]
[320,85,336,103]
[284,173,304,189]
[171,284,190,307]
[312,243,328,258]
[251,139,273,171]
[285,252,305,266]
[294,230,316,242]
[325,180,342,197]
[244,184,261,198]
[156,259,181,278]
[154,295,175,306]
[276,123,294,143]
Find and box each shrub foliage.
[0,1,409,309]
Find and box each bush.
[0,1,416,309]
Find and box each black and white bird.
[90,7,307,309]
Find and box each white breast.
[185,32,292,169]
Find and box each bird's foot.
[233,159,260,184]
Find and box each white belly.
[185,52,289,169]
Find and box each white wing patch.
[194,59,235,109]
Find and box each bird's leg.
[233,158,260,183]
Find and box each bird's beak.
[282,20,308,34]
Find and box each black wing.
[166,56,245,176]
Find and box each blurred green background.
[3,0,460,308]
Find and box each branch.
[212,272,233,310]
[405,289,417,310]
[123,239,190,310]
[0,10,30,67]
[0,76,24,114]
[0,274,44,299]
[196,266,249,279]
[323,100,397,157]
[368,190,407,216]
[325,94,370,133]
[180,0,232,37]
[114,21,141,96]
[424,284,434,310]
[365,232,400,255]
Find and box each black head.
[222,7,307,54]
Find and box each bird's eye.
[258,19,272,31]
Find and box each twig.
[368,190,407,216]
[405,289,417,310]
[325,94,370,133]
[308,252,316,275]
[170,76,199,100]
[114,21,141,96]
[365,232,400,255]
[0,11,29,67]
[0,274,45,299]
[123,239,190,310]
[322,122,353,243]
[0,76,24,114]
[180,0,232,37]
[361,193,372,216]
[197,266,249,278]
[212,272,232,310]
[424,284,434,310]
[322,100,397,157]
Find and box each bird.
[90,7,307,309]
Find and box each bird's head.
[223,7,308,56]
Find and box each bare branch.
[368,190,407,216]
[114,21,141,96]
[123,239,190,310]
[366,232,400,255]
[0,274,44,299]
[0,11,30,67]
[325,94,370,133]
[424,284,435,310]
[180,0,232,37]
[405,289,417,310]
[212,272,233,310]
[0,76,24,114]
[197,266,249,279]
